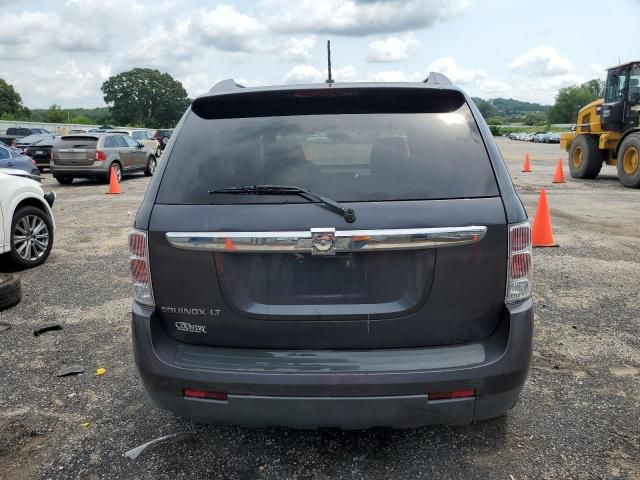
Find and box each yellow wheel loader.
[560,61,640,188]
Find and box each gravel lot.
[0,137,638,480]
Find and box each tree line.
[473,78,604,126]
[1,69,605,128]
[0,68,190,128]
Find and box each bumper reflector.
[183,389,228,401]
[428,388,475,401]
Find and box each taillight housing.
[129,229,154,306]
[95,150,106,161]
[506,221,532,304]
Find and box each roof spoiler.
[423,72,452,86]
[209,79,245,92]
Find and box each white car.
[108,129,162,157]
[0,170,56,268]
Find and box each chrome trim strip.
[166,226,488,253]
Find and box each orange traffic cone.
[532,188,557,247]
[552,159,566,183]
[521,153,532,173]
[106,166,121,195]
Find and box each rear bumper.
[132,299,533,428]
[51,165,107,178]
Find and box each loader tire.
[617,133,640,188]
[0,273,22,311]
[568,135,604,179]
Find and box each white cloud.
[427,57,487,84]
[509,46,573,77]
[283,64,357,83]
[333,65,358,81]
[267,0,469,36]
[367,70,408,82]
[367,33,419,63]
[284,65,325,84]
[476,79,513,97]
[283,36,317,63]
[192,5,265,52]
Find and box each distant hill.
[471,97,550,124]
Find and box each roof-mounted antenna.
[325,40,334,85]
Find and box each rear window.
[56,136,99,149]
[157,88,498,204]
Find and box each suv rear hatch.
[148,86,507,349]
[53,135,99,166]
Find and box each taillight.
[95,150,106,161]
[506,221,532,304]
[129,230,154,306]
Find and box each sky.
[0,0,638,109]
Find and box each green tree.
[0,78,30,119]
[548,79,603,123]
[486,116,504,125]
[523,111,547,126]
[46,104,68,123]
[472,97,496,119]
[101,68,190,128]
[71,115,92,124]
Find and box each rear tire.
[106,162,122,184]
[55,176,73,185]
[0,273,22,311]
[144,156,156,176]
[568,135,604,179]
[616,133,640,188]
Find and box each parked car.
[130,76,534,428]
[109,129,162,157]
[68,129,89,134]
[0,127,51,147]
[25,136,59,171]
[153,129,173,150]
[51,133,157,185]
[545,132,561,144]
[0,143,40,176]
[532,132,548,143]
[15,134,55,154]
[0,170,55,268]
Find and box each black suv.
[130,75,534,428]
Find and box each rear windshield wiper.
[208,185,356,223]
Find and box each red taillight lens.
[95,150,106,161]
[129,232,146,257]
[128,230,154,306]
[506,222,532,304]
[183,389,228,401]
[428,389,476,400]
[510,253,531,279]
[130,258,150,283]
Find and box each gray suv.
[51,133,157,185]
[130,75,534,428]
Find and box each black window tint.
[104,136,117,148]
[157,103,498,205]
[132,131,145,140]
[0,147,9,159]
[56,136,99,149]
